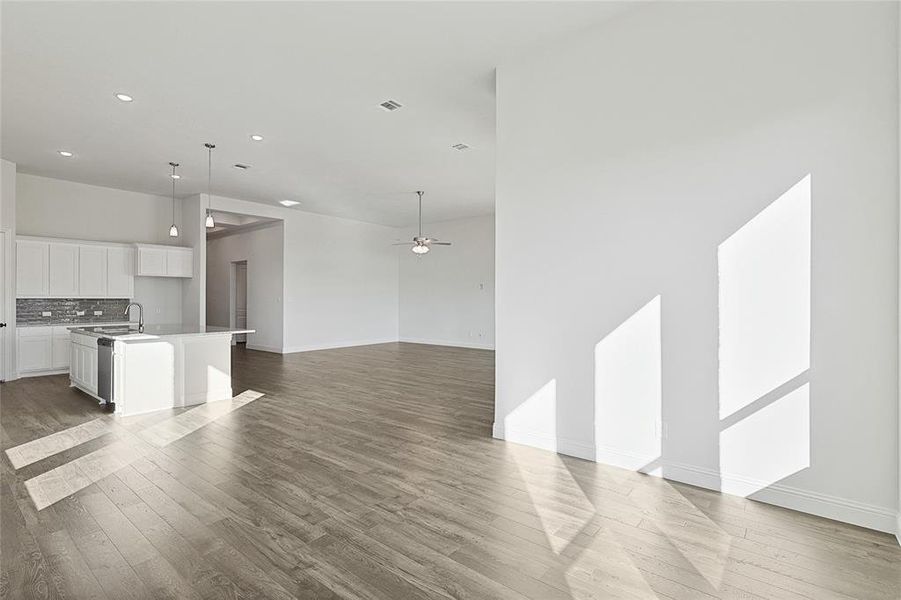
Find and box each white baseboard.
[282,338,398,354]
[245,343,284,354]
[896,513,901,546]
[400,337,495,351]
[494,426,898,535]
[491,422,594,461]
[17,368,68,379]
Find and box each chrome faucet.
[124,302,144,333]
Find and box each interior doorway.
[230,260,247,344]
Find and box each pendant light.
[205,143,216,228]
[168,162,179,237]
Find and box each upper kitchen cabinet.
[17,237,191,299]
[135,244,193,278]
[16,240,49,297]
[134,244,167,276]
[106,246,135,298]
[48,242,79,297]
[78,244,108,297]
[166,247,193,278]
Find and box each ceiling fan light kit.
[397,190,452,256]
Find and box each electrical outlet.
[93,311,102,316]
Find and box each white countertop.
[69,324,255,341]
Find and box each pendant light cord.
[170,162,178,222]
[205,143,215,214]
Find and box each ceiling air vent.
[379,100,403,111]
[233,163,251,170]
[451,143,471,151]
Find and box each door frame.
[0,229,12,381]
[228,259,248,345]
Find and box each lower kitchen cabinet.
[69,334,98,394]
[17,328,52,373]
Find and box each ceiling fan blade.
[431,242,452,246]
[391,242,412,246]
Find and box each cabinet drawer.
[71,333,98,348]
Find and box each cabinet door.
[16,240,49,297]
[71,344,85,386]
[78,245,107,297]
[136,246,167,276]
[49,243,79,297]
[167,248,193,278]
[107,247,134,298]
[52,336,70,369]
[70,343,78,382]
[17,336,51,372]
[85,348,98,393]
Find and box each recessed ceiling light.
[115,93,133,102]
[379,100,403,111]
[279,200,300,207]
[250,134,264,141]
[234,163,251,170]
[451,143,471,151]
[58,150,73,157]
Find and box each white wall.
[15,173,184,325]
[496,2,899,532]
[397,214,495,349]
[202,194,398,352]
[180,194,206,329]
[206,223,285,353]
[16,173,180,244]
[1,160,16,379]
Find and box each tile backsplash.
[17,298,132,325]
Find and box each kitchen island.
[69,324,254,416]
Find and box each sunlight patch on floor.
[16,390,264,510]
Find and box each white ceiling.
[2,2,626,226]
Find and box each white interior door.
[235,262,247,343]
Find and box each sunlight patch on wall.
[718,175,810,420]
[503,379,558,452]
[594,295,662,468]
[720,383,810,496]
[718,174,811,496]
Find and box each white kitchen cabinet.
[78,245,107,297]
[17,327,53,373]
[106,246,134,298]
[51,326,71,369]
[135,245,168,276]
[134,244,193,278]
[49,243,79,297]
[16,240,49,297]
[70,333,98,394]
[167,247,193,278]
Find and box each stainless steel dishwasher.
[97,337,115,411]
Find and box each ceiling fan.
[395,191,452,255]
